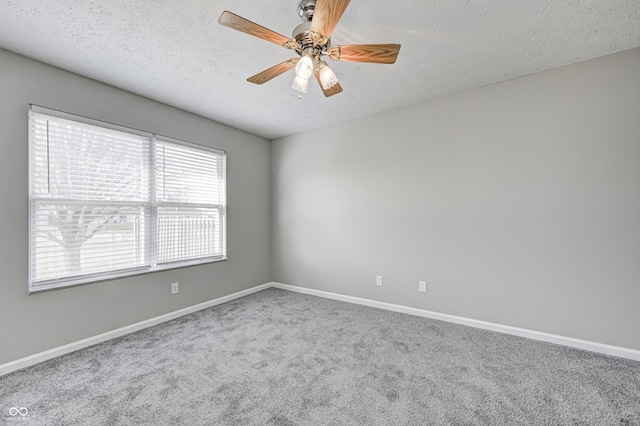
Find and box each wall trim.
[271,282,640,362]
[0,283,272,377]
[3,281,639,376]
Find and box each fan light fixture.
[317,61,338,90]
[295,54,314,80]
[292,75,309,94]
[292,52,314,97]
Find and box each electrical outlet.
[376,275,383,286]
[171,282,179,294]
[419,281,427,293]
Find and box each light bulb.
[292,75,309,93]
[295,55,314,80]
[318,62,338,90]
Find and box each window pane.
[31,114,149,202]
[156,206,222,264]
[155,141,223,205]
[32,202,149,283]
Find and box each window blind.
[29,106,226,292]
[154,138,226,264]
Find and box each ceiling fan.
[218,0,401,98]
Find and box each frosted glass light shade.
[292,75,309,93]
[318,62,338,89]
[295,55,314,80]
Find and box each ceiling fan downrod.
[298,0,316,22]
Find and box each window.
[29,105,226,293]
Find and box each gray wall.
[0,48,271,365]
[271,48,640,351]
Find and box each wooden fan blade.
[314,71,343,97]
[328,44,401,64]
[219,11,294,47]
[310,0,351,39]
[247,59,298,85]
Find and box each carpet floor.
[1,288,639,425]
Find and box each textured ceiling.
[0,1,638,139]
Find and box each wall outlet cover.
[419,281,427,293]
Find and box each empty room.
[1,0,639,424]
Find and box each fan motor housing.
[293,0,332,56]
[292,21,312,40]
[292,22,331,54]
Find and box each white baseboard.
[271,282,640,362]
[3,281,638,377]
[0,283,272,377]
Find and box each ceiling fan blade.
[247,59,298,85]
[314,71,343,97]
[328,44,401,64]
[310,0,351,39]
[219,11,294,47]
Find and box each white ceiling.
[0,1,638,139]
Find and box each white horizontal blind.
[155,140,223,205]
[31,116,150,201]
[29,106,226,292]
[154,139,225,264]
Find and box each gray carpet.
[1,288,639,425]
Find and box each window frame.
[28,105,227,294]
